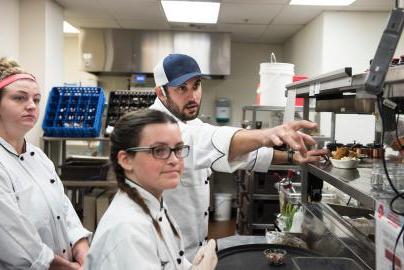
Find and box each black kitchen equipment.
[292,256,363,270]
[216,244,319,270]
[60,157,110,181]
[105,90,156,135]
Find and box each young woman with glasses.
[85,109,217,270]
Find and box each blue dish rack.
[42,87,105,137]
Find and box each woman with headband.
[0,58,91,270]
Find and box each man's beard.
[166,97,200,121]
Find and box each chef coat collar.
[125,178,164,213]
[0,137,31,157]
[153,97,183,123]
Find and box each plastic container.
[214,193,232,221]
[215,98,231,123]
[259,53,294,106]
[105,90,156,135]
[60,158,110,181]
[42,87,105,137]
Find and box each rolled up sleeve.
[210,127,273,173]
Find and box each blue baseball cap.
[153,54,205,87]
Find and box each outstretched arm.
[229,120,318,161]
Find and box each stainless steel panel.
[79,28,231,75]
[315,97,376,114]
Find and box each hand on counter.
[293,148,329,165]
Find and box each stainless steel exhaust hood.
[79,28,231,75]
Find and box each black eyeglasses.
[125,145,190,160]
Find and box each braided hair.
[110,109,180,239]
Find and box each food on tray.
[331,147,359,160]
[263,248,287,265]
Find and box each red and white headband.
[0,73,36,89]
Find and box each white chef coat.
[85,180,192,270]
[0,137,91,269]
[150,98,274,260]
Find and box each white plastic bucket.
[214,193,232,221]
[259,53,294,106]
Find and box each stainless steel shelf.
[249,223,274,230]
[287,65,404,99]
[242,105,304,112]
[251,194,279,200]
[304,160,395,210]
[269,164,301,171]
[286,68,353,97]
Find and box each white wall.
[19,0,64,146]
[0,0,20,59]
[322,11,402,74]
[202,42,284,126]
[284,11,402,144]
[92,42,284,127]
[284,14,324,77]
[64,35,81,83]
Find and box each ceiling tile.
[219,3,283,24]
[338,0,393,12]
[272,5,323,24]
[66,17,120,29]
[222,0,289,4]
[118,19,170,30]
[97,0,165,20]
[260,24,303,43]
[217,23,267,43]
[56,0,109,16]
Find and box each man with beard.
[150,53,326,261]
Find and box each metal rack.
[284,66,404,269]
[237,106,308,235]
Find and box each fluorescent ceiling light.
[161,1,220,24]
[63,21,80,34]
[289,0,357,6]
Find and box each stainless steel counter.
[303,159,397,210]
[217,201,374,269]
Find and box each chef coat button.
[204,211,208,216]
[205,180,208,184]
[50,179,55,184]
[16,196,19,201]
[63,249,66,253]
[57,216,60,220]
[179,250,184,256]
[205,236,208,241]
[199,241,202,246]
[20,156,24,161]
[159,217,162,222]
[177,258,181,264]
[30,151,35,156]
